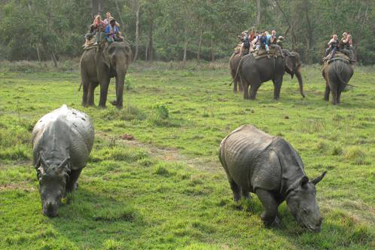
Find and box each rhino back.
[32,105,94,170]
[220,125,275,190]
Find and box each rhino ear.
[311,171,327,185]
[299,176,309,187]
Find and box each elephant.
[229,53,244,93]
[80,41,132,109]
[237,49,305,100]
[322,59,353,105]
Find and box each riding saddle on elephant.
[251,45,284,60]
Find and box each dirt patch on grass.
[97,132,220,173]
[0,181,36,192]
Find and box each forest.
[1,0,375,65]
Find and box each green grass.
[0,61,375,249]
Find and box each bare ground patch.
[97,132,221,173]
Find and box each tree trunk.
[114,0,124,27]
[197,30,203,62]
[183,29,188,63]
[133,2,140,62]
[147,18,154,61]
[256,0,261,27]
[304,0,313,64]
[36,45,41,62]
[91,0,99,17]
[51,52,58,68]
[210,38,215,61]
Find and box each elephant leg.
[242,80,250,99]
[99,78,111,108]
[273,78,283,100]
[249,84,261,100]
[82,81,89,107]
[66,169,82,193]
[330,85,338,105]
[87,82,95,106]
[324,84,330,101]
[337,90,342,105]
[238,77,244,92]
[233,77,238,93]
[256,189,280,227]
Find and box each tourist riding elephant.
[322,60,353,105]
[80,41,132,109]
[237,49,305,100]
[229,53,243,93]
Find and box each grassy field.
[0,60,375,249]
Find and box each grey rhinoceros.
[32,105,94,217]
[219,125,326,232]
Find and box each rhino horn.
[311,171,327,185]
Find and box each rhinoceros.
[219,125,326,232]
[32,105,94,217]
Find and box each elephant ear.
[101,46,111,68]
[285,55,296,78]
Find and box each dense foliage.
[0,0,375,64]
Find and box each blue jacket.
[105,25,119,37]
[260,35,269,45]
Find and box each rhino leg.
[66,169,82,193]
[241,188,251,200]
[228,179,241,202]
[256,189,280,227]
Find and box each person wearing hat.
[105,17,123,44]
[104,12,120,27]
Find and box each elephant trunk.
[295,67,305,98]
[114,63,126,109]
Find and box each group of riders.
[83,12,123,48]
[238,29,283,57]
[324,32,354,62]
[238,28,355,62]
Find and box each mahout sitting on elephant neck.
[219,125,326,232]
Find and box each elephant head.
[284,50,305,98]
[102,42,132,109]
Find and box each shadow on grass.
[50,188,145,249]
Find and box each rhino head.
[36,155,70,217]
[286,171,327,232]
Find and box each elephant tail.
[332,61,347,86]
[78,82,82,92]
[229,56,245,86]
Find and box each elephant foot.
[110,100,118,106]
[99,105,107,109]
